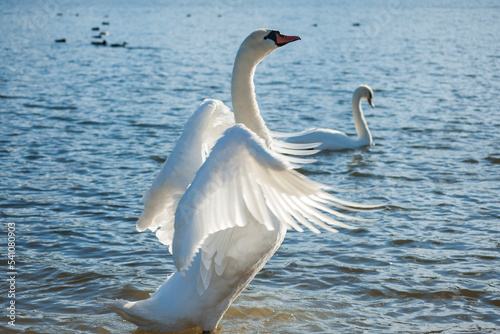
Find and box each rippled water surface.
[1,0,500,333]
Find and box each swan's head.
[238,29,301,63]
[356,85,375,108]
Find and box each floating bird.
[55,39,66,43]
[273,85,375,151]
[110,42,127,47]
[91,40,107,46]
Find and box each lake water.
[1,0,499,333]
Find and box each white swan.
[273,85,375,151]
[100,29,375,333]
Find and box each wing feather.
[273,146,321,156]
[271,129,315,138]
[273,139,322,150]
[173,124,375,277]
[137,99,234,249]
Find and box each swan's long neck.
[231,48,273,147]
[352,90,371,143]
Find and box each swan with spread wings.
[100,29,377,333]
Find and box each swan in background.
[100,29,377,333]
[273,85,375,151]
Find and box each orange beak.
[276,34,301,46]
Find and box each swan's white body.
[274,85,375,151]
[101,29,373,333]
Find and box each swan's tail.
[97,297,150,326]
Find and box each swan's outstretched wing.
[173,124,372,275]
[137,99,234,250]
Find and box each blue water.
[1,0,500,333]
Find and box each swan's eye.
[263,31,278,44]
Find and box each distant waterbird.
[110,42,127,47]
[91,40,107,46]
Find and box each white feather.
[172,125,359,274]
[136,99,233,249]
